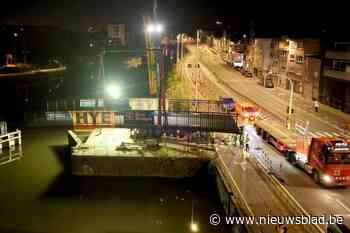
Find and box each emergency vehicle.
[236,101,260,121]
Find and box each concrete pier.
[69,128,216,178]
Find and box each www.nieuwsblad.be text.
[209,214,344,226]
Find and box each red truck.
[288,137,350,187]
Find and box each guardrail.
[250,152,325,233]
[0,130,22,150]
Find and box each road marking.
[335,199,350,214]
[331,132,341,137]
[323,132,334,137]
[314,132,326,137]
[308,132,318,138]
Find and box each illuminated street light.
[13,32,18,37]
[190,222,199,232]
[106,84,121,99]
[155,23,163,33]
[146,24,155,33]
[146,23,163,33]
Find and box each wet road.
[0,127,229,233]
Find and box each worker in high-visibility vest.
[276,224,287,233]
[236,134,241,147]
[244,135,250,152]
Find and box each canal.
[0,127,230,233]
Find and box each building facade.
[320,42,350,112]
[278,38,320,99]
[245,37,321,100]
[245,38,279,85]
[107,24,127,46]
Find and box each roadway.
[181,44,350,230]
[216,144,304,233]
[186,44,349,138]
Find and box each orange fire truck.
[236,101,260,121]
[289,137,350,187]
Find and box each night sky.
[0,0,349,38]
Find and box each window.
[289,54,295,62]
[280,50,288,57]
[296,56,304,64]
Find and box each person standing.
[314,99,319,112]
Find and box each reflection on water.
[0,145,23,166]
[0,127,230,233]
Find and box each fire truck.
[289,137,350,187]
[236,101,260,121]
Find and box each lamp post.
[190,192,199,232]
[286,38,294,130]
[13,32,18,63]
[287,79,294,130]
[146,22,164,133]
[195,29,201,103]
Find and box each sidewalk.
[270,86,350,128]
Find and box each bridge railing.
[26,98,237,114]
[0,129,22,150]
[0,130,23,166]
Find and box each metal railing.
[0,130,23,166]
[250,151,325,233]
[0,130,22,150]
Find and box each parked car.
[244,71,253,78]
[234,66,242,71]
[265,77,274,88]
[240,69,253,78]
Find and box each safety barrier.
[250,152,325,233]
[0,130,22,150]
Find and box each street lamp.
[145,21,164,133]
[146,23,163,33]
[190,222,199,232]
[106,84,121,99]
[287,79,294,129]
[190,192,199,232]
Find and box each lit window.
[296,56,304,64]
[290,54,295,62]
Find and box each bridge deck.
[216,145,303,233]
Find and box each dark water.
[0,127,229,233]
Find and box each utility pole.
[180,34,185,60]
[176,34,180,64]
[287,79,294,130]
[153,0,157,20]
[196,30,201,102]
[98,51,105,100]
